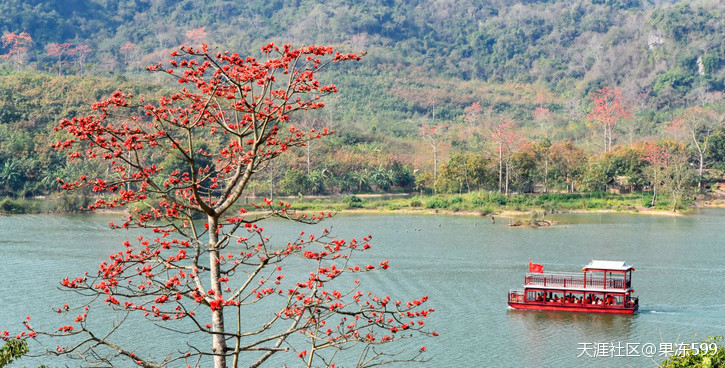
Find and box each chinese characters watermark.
[577,341,719,358]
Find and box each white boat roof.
[584,260,634,271]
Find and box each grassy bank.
[283,191,694,216]
[0,191,696,216]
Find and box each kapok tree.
[588,86,630,153]
[73,44,93,76]
[39,43,435,368]
[666,106,722,192]
[119,41,139,68]
[46,42,75,76]
[642,141,671,207]
[420,123,448,193]
[489,119,522,195]
[0,31,33,68]
[641,140,692,210]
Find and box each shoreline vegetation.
[4,190,725,225]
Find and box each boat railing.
[525,272,627,290]
[629,296,639,307]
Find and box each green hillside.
[1,0,724,211]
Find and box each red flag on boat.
[529,259,544,273]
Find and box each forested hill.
[1,0,723,109]
[1,0,725,209]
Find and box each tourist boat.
[508,260,639,314]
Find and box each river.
[1,210,724,367]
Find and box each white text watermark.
[577,342,719,358]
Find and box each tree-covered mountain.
[1,0,724,209]
[2,0,723,106]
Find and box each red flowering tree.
[73,44,93,76]
[490,119,523,194]
[186,27,208,45]
[119,41,139,68]
[30,43,436,368]
[46,42,76,76]
[588,86,630,153]
[1,31,33,68]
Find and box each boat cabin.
[508,260,639,314]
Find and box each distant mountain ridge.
[1,0,722,108]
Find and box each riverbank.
[1,190,716,221]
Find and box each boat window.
[608,295,623,306]
[585,292,605,305]
[565,291,584,304]
[549,291,565,303]
[607,272,626,289]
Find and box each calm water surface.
[1,210,724,367]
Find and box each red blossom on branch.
[44,43,433,368]
[588,86,631,152]
[1,31,33,66]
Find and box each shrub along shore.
[3,190,720,220]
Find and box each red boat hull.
[508,301,637,314]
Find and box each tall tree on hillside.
[46,43,75,76]
[297,116,326,175]
[465,102,521,193]
[549,141,586,193]
[490,119,523,195]
[119,41,139,68]
[73,44,93,76]
[666,106,723,192]
[0,32,33,68]
[40,44,435,368]
[533,106,553,139]
[588,86,630,153]
[463,101,491,153]
[533,138,552,193]
[420,123,448,193]
[642,141,670,207]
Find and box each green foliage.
[425,197,449,209]
[0,70,165,199]
[343,195,363,209]
[653,67,695,94]
[0,197,41,214]
[0,1,723,208]
[708,128,725,171]
[702,54,722,76]
[279,169,314,196]
[0,339,28,367]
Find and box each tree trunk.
[543,158,548,194]
[208,215,228,368]
[433,145,438,194]
[651,169,657,207]
[498,144,503,193]
[306,144,311,175]
[698,153,704,193]
[504,158,510,195]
